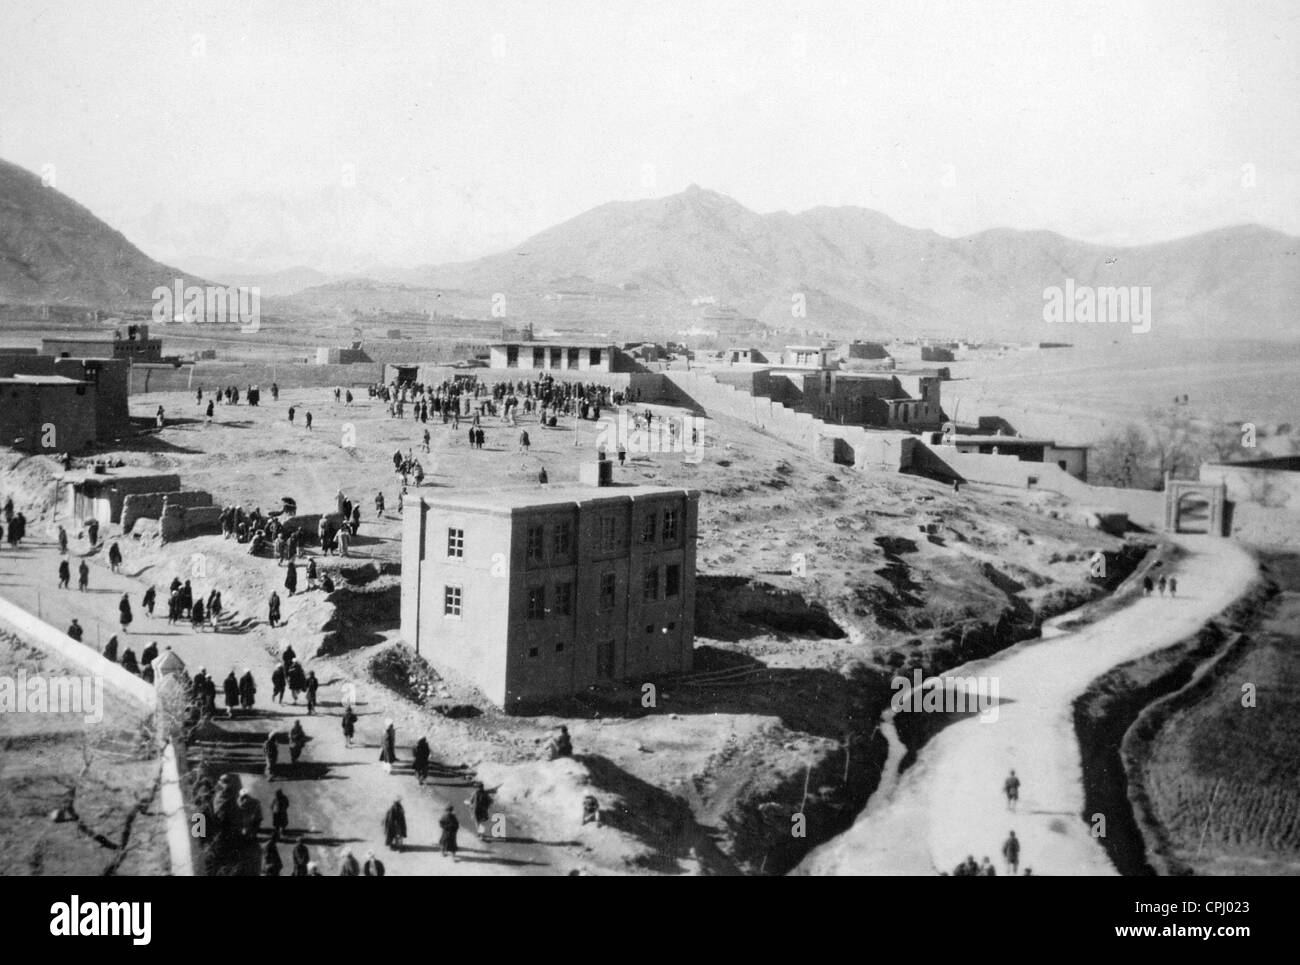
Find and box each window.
[506,346,518,368]
[640,514,656,543]
[447,527,464,559]
[443,585,462,617]
[528,646,539,658]
[663,509,678,540]
[526,524,545,563]
[533,347,545,368]
[599,515,618,550]
[555,641,565,653]
[600,572,616,610]
[643,567,658,601]
[567,348,579,368]
[590,348,602,366]
[666,564,681,598]
[552,521,571,556]
[554,582,573,616]
[527,586,545,620]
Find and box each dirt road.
[0,536,566,875]
[795,535,1257,876]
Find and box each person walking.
[262,836,283,876]
[379,720,397,773]
[108,542,123,573]
[289,720,307,765]
[438,805,459,862]
[412,736,430,785]
[271,789,290,838]
[268,591,281,628]
[383,797,407,851]
[239,668,257,711]
[58,559,70,589]
[284,559,298,596]
[142,585,156,617]
[223,671,239,718]
[291,839,310,876]
[338,849,360,876]
[1002,830,1021,876]
[1169,577,1178,597]
[57,525,68,555]
[288,661,307,703]
[341,705,357,748]
[1157,575,1167,596]
[468,781,493,838]
[77,560,89,592]
[1143,576,1154,596]
[118,593,133,639]
[305,671,318,715]
[1004,770,1020,812]
[271,664,286,704]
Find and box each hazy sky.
[1,0,1296,267]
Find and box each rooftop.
[409,483,697,514]
[490,340,618,350]
[0,375,88,386]
[953,435,1087,448]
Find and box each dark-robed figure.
[383,798,406,851]
[268,591,281,628]
[287,661,307,703]
[291,839,310,876]
[223,672,240,717]
[438,805,459,861]
[288,720,307,764]
[305,671,318,715]
[271,665,286,703]
[120,648,139,675]
[271,789,290,837]
[238,669,257,710]
[413,736,431,785]
[379,720,397,772]
[284,560,298,596]
[341,705,357,747]
[118,593,133,632]
[262,837,283,876]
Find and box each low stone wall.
[0,594,194,875]
[122,489,215,533]
[131,361,387,395]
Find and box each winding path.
[795,535,1257,876]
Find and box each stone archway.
[1164,478,1227,536]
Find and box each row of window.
[504,346,603,367]
[444,511,682,565]
[441,564,682,619]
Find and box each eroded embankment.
[1073,568,1274,876]
[890,540,1151,764]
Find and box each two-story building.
[401,484,699,712]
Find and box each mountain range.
[1,157,1295,342]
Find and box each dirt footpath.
[796,535,1257,875]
